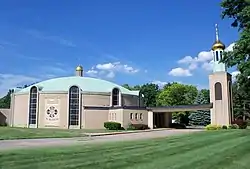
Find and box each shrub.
[228,124,239,129]
[127,123,149,130]
[205,124,221,130]
[104,122,122,130]
[170,123,186,129]
[222,125,228,129]
[232,119,247,129]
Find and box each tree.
[156,83,198,106]
[232,82,250,120]
[220,0,250,102]
[189,89,211,126]
[0,90,13,108]
[157,83,198,125]
[122,83,159,107]
[140,83,160,107]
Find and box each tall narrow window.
[216,51,219,61]
[112,88,120,106]
[29,86,38,125]
[215,82,222,100]
[220,51,223,60]
[68,86,80,126]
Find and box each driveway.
[0,129,203,151]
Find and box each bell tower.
[209,24,233,126]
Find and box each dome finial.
[212,24,225,51]
[215,24,219,42]
[75,65,83,76]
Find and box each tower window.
[68,86,80,126]
[214,82,222,100]
[220,51,223,60]
[112,88,120,106]
[216,51,219,61]
[28,86,38,125]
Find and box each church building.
[9,66,148,129]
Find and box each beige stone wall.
[84,109,109,129]
[0,109,10,125]
[38,93,69,129]
[209,72,232,126]
[12,91,142,129]
[108,109,123,125]
[82,93,110,106]
[123,109,148,129]
[13,94,29,127]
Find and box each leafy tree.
[122,83,159,106]
[157,83,198,125]
[0,90,13,108]
[189,89,211,126]
[157,83,198,106]
[220,0,250,102]
[140,83,160,107]
[232,82,250,120]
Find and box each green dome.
[15,76,139,96]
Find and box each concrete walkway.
[0,129,203,151]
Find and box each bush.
[127,123,149,130]
[222,125,228,129]
[229,124,239,129]
[232,119,247,129]
[104,122,122,130]
[170,123,186,129]
[205,124,221,130]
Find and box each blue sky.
[0,0,239,96]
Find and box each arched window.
[216,51,219,61]
[68,86,80,126]
[220,51,223,60]
[135,113,138,120]
[29,86,38,125]
[130,113,133,120]
[112,88,120,106]
[215,82,222,100]
[139,113,143,120]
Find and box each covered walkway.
[147,103,213,129]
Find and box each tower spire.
[215,24,219,42]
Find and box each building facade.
[9,66,149,129]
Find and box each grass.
[0,127,124,140]
[1,130,250,169]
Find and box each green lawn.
[1,130,250,169]
[0,127,122,140]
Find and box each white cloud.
[0,74,40,98]
[86,62,139,79]
[231,71,240,82]
[106,71,115,78]
[170,43,235,77]
[225,43,235,52]
[168,68,192,77]
[152,80,168,88]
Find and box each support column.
[148,110,153,129]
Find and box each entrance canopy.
[147,103,213,113]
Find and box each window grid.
[130,113,133,120]
[69,86,80,126]
[28,87,37,125]
[135,113,138,120]
[216,51,219,61]
[112,88,120,106]
[139,113,143,120]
